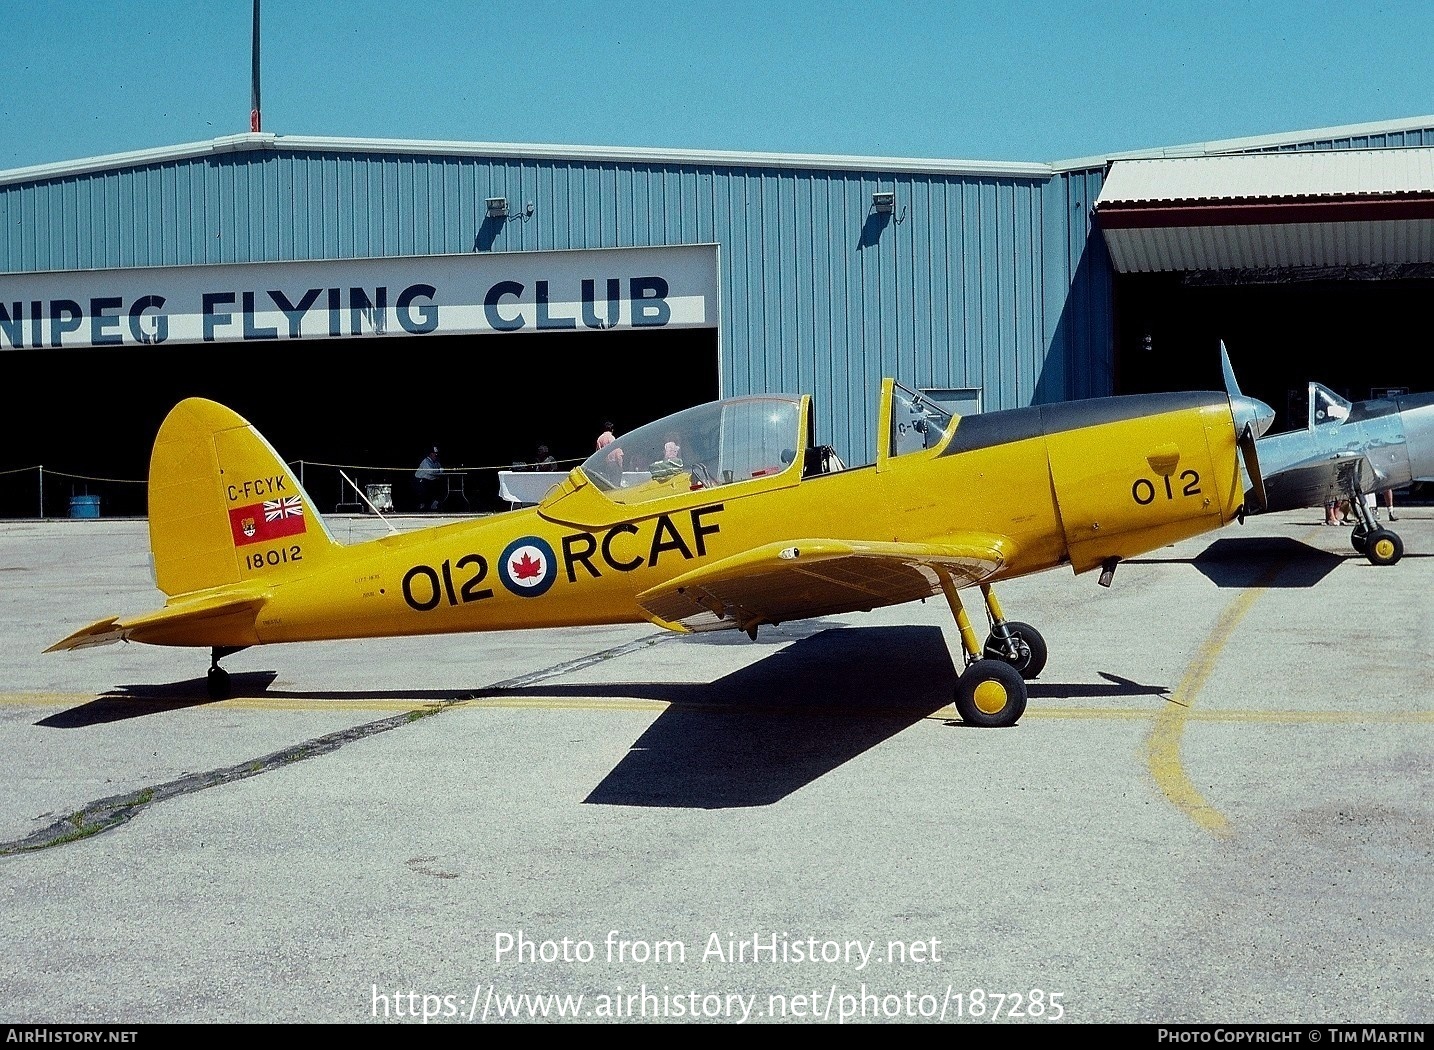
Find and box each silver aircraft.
[1224,345,1434,566]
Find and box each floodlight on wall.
[872,191,896,214]
[486,197,509,218]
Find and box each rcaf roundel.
[498,536,558,597]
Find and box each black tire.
[1351,524,1369,554]
[954,659,1028,728]
[206,666,231,700]
[1366,529,1404,566]
[983,621,1048,680]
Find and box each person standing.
[596,419,624,473]
[413,446,443,511]
[1380,487,1398,521]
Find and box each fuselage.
[1254,391,1434,511]
[244,391,1247,646]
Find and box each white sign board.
[0,243,719,349]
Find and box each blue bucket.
[68,494,101,519]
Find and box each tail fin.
[149,398,340,597]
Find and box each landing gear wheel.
[206,666,231,700]
[1351,524,1369,554]
[954,659,1028,728]
[1366,528,1404,566]
[983,621,1048,680]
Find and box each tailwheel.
[206,665,231,700]
[1365,528,1404,566]
[206,645,242,700]
[954,659,1027,728]
[982,621,1048,680]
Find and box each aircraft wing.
[45,589,269,652]
[1259,450,1377,512]
[636,535,1010,636]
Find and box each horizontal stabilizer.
[45,617,130,652]
[45,589,269,652]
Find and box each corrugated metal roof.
[7,115,1433,191]
[1097,147,1434,204]
[1053,114,1434,172]
[1095,147,1434,272]
[0,132,1053,189]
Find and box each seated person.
[649,437,684,481]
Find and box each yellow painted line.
[1,693,95,706]
[1020,707,1434,725]
[210,698,449,713]
[4,691,1430,725]
[0,693,448,713]
[1143,550,1293,840]
[453,697,670,712]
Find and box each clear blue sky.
[4,1,1433,172]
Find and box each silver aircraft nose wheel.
[1364,528,1404,566]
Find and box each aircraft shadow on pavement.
[464,627,1170,809]
[1125,536,1346,587]
[1025,671,1169,701]
[37,672,283,727]
[581,625,953,808]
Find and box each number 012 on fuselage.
[48,378,1273,727]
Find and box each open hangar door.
[0,326,718,518]
[1095,147,1434,434]
[1112,271,1434,434]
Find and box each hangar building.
[2,115,1432,516]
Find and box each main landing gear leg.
[206,646,246,700]
[978,583,1048,680]
[937,571,1028,728]
[1348,488,1404,566]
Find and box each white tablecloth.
[497,470,569,505]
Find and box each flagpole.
[250,0,262,132]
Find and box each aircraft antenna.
[340,470,398,533]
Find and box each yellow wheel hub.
[973,679,1009,715]
[1374,538,1396,559]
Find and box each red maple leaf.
[512,551,544,580]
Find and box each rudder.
[149,398,339,597]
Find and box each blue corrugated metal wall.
[0,145,1106,452]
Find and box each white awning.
[1095,148,1434,272]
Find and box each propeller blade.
[1239,422,1268,512]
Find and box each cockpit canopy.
[579,394,804,505]
[576,381,955,507]
[1309,383,1352,428]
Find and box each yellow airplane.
[48,376,1274,727]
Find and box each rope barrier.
[293,456,583,473]
[0,458,587,518]
[0,459,582,486]
[37,469,147,485]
